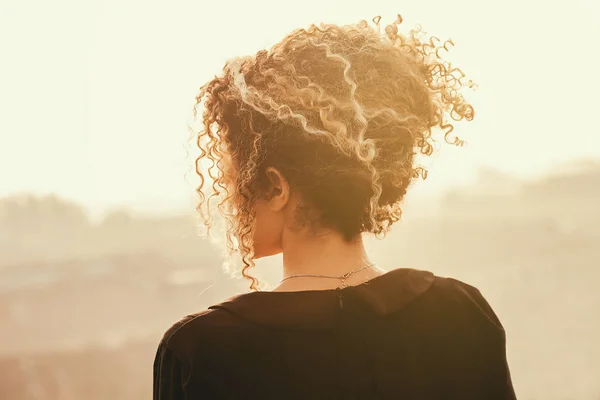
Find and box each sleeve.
[453,280,517,400]
[153,341,186,400]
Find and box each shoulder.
[420,274,506,334]
[158,305,245,356]
[413,274,515,396]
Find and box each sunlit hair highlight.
[191,15,476,290]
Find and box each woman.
[153,15,516,399]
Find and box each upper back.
[154,269,515,399]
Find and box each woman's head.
[193,15,475,289]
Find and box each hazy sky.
[1,0,598,214]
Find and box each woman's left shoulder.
[158,305,243,356]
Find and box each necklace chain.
[279,261,376,288]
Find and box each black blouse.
[153,268,516,399]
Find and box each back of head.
[193,15,475,287]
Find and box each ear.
[265,166,290,212]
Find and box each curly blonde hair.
[191,15,475,290]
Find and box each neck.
[277,230,376,290]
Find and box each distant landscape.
[1,163,600,400]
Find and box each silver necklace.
[279,261,375,289]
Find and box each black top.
[153,268,516,399]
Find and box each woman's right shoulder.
[423,273,506,334]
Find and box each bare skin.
[252,167,384,292]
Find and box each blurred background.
[1,0,599,399]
